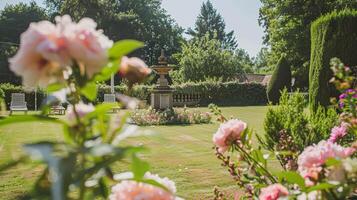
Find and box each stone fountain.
[151,50,174,110]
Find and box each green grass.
[0,106,269,199]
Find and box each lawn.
[0,106,269,199]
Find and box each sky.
[0,0,264,56]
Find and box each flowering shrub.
[131,107,211,126]
[211,58,357,199]
[0,15,180,200]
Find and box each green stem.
[235,145,277,183]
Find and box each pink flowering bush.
[0,16,180,200]
[131,107,211,126]
[211,59,357,200]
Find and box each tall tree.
[187,0,238,50]
[0,2,48,84]
[259,0,357,89]
[45,0,184,65]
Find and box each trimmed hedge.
[173,81,267,106]
[97,81,267,106]
[266,55,291,104]
[309,9,357,112]
[0,81,267,109]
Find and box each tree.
[259,0,357,88]
[174,35,243,82]
[234,48,254,73]
[253,47,271,73]
[0,2,48,84]
[266,55,291,104]
[187,0,238,50]
[45,0,184,65]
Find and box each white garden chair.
[10,93,28,115]
[103,94,120,112]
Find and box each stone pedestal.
[150,50,174,110]
[151,90,173,110]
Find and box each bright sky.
[0,0,264,56]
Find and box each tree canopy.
[187,0,238,51]
[0,2,48,84]
[259,0,357,88]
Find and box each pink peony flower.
[213,119,247,153]
[297,140,355,182]
[66,102,95,122]
[119,56,152,85]
[144,172,177,194]
[9,20,71,87]
[56,15,113,78]
[259,184,289,200]
[109,180,175,200]
[328,122,349,143]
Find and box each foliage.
[309,10,357,113]
[0,2,48,84]
[259,90,338,169]
[253,47,271,73]
[44,0,184,65]
[259,0,357,89]
[131,107,212,126]
[174,35,244,82]
[266,55,291,104]
[187,0,237,50]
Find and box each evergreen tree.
[187,0,238,50]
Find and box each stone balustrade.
[173,93,201,107]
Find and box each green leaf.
[325,158,341,167]
[131,154,150,180]
[0,115,63,127]
[84,103,119,120]
[94,60,119,82]
[81,82,97,101]
[275,171,305,190]
[307,183,336,192]
[46,83,65,93]
[108,40,144,59]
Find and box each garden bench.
[103,94,120,113]
[10,93,28,115]
[50,104,66,115]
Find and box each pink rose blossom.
[119,56,152,85]
[213,119,247,153]
[259,184,289,200]
[297,140,355,182]
[109,180,175,200]
[328,122,349,143]
[9,20,71,87]
[66,102,95,122]
[9,15,113,88]
[56,15,113,78]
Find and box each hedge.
[0,81,267,110]
[266,55,291,104]
[309,9,357,113]
[173,81,267,106]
